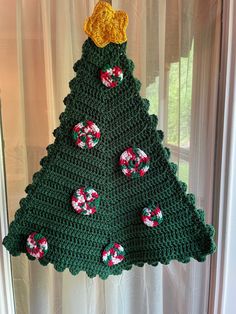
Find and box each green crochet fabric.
[2,37,216,279]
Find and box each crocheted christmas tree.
[2,2,216,279]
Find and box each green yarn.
[2,38,216,279]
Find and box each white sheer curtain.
[0,0,221,313]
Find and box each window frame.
[208,0,236,313]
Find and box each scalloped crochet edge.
[3,221,216,280]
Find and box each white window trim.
[208,0,236,313]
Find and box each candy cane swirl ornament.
[100,65,124,88]
[71,187,100,215]
[119,147,150,178]
[102,243,125,266]
[26,232,48,259]
[72,120,100,149]
[141,205,163,227]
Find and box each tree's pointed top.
[84,1,128,48]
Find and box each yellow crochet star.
[84,2,128,48]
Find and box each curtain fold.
[0,0,221,313]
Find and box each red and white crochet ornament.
[141,205,163,227]
[100,65,123,88]
[102,243,125,266]
[71,187,100,215]
[119,147,150,178]
[72,120,100,149]
[26,232,48,259]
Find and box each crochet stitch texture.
[84,2,128,48]
[2,4,216,279]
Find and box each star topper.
[84,1,129,48]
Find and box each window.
[147,43,194,185]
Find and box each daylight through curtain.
[0,0,221,313]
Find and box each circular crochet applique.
[102,243,125,266]
[71,187,100,215]
[26,232,48,259]
[119,147,150,178]
[72,121,100,149]
[100,65,123,88]
[141,205,163,227]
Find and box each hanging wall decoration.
[2,1,216,279]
